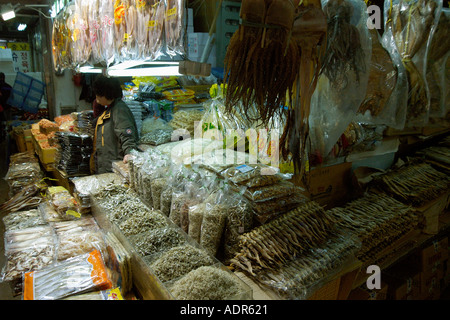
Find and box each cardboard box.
[417,193,449,234]
[406,237,449,273]
[348,282,388,300]
[294,161,352,209]
[419,263,444,299]
[384,263,421,300]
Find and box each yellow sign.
[7,42,30,51]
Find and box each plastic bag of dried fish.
[140,128,173,146]
[23,249,112,300]
[148,244,216,283]
[46,186,82,220]
[53,218,106,262]
[2,208,46,231]
[199,188,229,257]
[1,226,56,283]
[243,180,304,202]
[252,193,309,224]
[221,164,279,186]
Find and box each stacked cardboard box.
[405,237,449,299]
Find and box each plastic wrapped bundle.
[55,131,93,176]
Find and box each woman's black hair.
[92,75,123,100]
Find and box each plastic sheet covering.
[47,186,82,220]
[23,250,112,300]
[1,226,56,283]
[5,158,43,195]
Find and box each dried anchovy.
[188,203,205,243]
[169,193,189,227]
[150,178,167,210]
[168,266,250,300]
[141,175,153,208]
[200,204,227,257]
[160,186,173,216]
[149,245,216,283]
[118,210,169,237]
[131,227,187,257]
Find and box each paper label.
[235,164,254,173]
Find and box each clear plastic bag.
[243,180,304,202]
[385,0,443,127]
[140,128,173,145]
[1,226,56,283]
[23,250,112,300]
[2,209,46,231]
[221,164,279,186]
[309,0,372,159]
[165,0,186,57]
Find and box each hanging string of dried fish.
[320,0,366,85]
[224,0,300,124]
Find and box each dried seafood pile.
[131,227,187,257]
[167,266,251,300]
[417,145,450,173]
[327,192,419,262]
[53,218,106,262]
[230,201,335,275]
[2,208,46,231]
[373,162,450,207]
[1,226,56,283]
[0,183,44,216]
[254,234,360,299]
[147,244,216,283]
[169,109,204,137]
[4,151,43,197]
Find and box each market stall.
[0,0,450,301]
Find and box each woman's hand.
[123,153,134,164]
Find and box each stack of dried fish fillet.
[373,161,450,207]
[230,201,335,275]
[327,192,419,262]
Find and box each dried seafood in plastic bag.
[2,209,46,231]
[149,245,216,283]
[165,0,185,57]
[243,180,303,202]
[23,250,112,300]
[221,164,278,186]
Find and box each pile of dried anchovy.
[149,244,216,283]
[167,266,250,300]
[230,201,335,275]
[131,227,187,257]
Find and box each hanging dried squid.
[165,0,185,57]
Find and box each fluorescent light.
[18,24,27,31]
[2,10,15,21]
[107,65,181,77]
[79,66,103,74]
[108,61,180,70]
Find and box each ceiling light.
[18,24,27,31]
[107,65,181,77]
[2,10,15,21]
